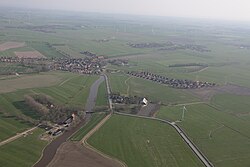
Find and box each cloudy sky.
[1,0,250,21]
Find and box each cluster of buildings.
[127,71,216,89]
[127,42,166,48]
[127,42,210,52]
[0,55,106,75]
[159,44,211,52]
[108,59,129,66]
[109,93,148,105]
[39,113,76,137]
[51,56,105,74]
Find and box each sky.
[1,0,250,21]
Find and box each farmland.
[157,103,250,167]
[0,72,98,140]
[0,72,64,93]
[108,73,199,104]
[70,112,106,141]
[88,114,203,167]
[1,7,250,167]
[95,81,108,106]
[0,42,25,51]
[0,113,32,141]
[0,128,48,167]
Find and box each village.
[0,52,106,75]
[127,41,211,52]
[127,71,216,89]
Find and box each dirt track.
[187,83,250,101]
[0,126,37,146]
[48,142,121,167]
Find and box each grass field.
[27,42,64,58]
[0,72,64,93]
[108,73,199,104]
[0,72,98,140]
[88,114,203,167]
[0,113,32,141]
[0,128,48,167]
[0,72,98,117]
[70,112,106,141]
[1,8,250,167]
[96,81,108,106]
[157,103,250,167]
[211,94,250,120]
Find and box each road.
[114,112,214,167]
[33,76,105,167]
[0,126,37,147]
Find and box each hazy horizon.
[1,0,250,22]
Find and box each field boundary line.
[170,101,206,107]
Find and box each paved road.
[115,112,214,167]
[0,126,37,147]
[33,76,104,167]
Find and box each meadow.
[157,103,250,167]
[88,114,203,167]
[0,113,32,141]
[95,81,108,106]
[1,8,250,167]
[108,73,199,104]
[70,112,106,141]
[0,128,48,167]
[0,72,98,139]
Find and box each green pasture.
[70,112,106,141]
[88,114,203,167]
[96,81,108,106]
[0,113,32,141]
[157,103,250,167]
[0,128,48,167]
[0,72,98,140]
[108,73,199,104]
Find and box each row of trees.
[24,95,49,115]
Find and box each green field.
[1,8,250,167]
[108,73,199,104]
[95,81,108,106]
[0,128,48,167]
[70,112,106,141]
[211,94,250,120]
[157,103,250,167]
[0,72,98,139]
[88,114,203,167]
[0,113,32,141]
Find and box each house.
[141,98,148,105]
